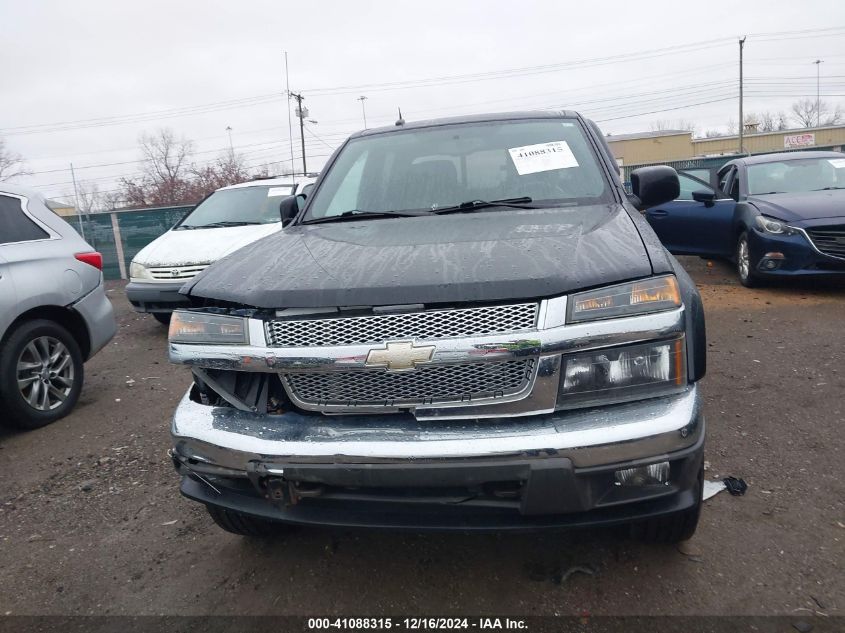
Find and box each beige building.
[607,124,845,169]
[46,199,76,217]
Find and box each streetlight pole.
[357,95,368,129]
[738,36,746,155]
[814,59,823,127]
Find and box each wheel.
[735,231,758,288]
[629,465,703,543]
[206,505,283,537]
[0,319,84,430]
[152,313,172,325]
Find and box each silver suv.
[0,184,116,429]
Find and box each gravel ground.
[0,257,842,619]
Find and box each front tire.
[206,505,285,538]
[152,312,172,325]
[0,319,84,430]
[736,232,758,287]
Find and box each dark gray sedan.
[0,184,116,429]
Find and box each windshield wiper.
[431,197,539,215]
[812,186,845,191]
[180,220,263,229]
[301,210,424,225]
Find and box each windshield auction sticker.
[828,158,845,168]
[508,141,579,175]
[267,187,294,197]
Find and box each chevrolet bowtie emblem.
[365,341,435,371]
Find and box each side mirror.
[280,193,307,227]
[692,189,717,207]
[629,166,680,210]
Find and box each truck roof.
[351,110,581,139]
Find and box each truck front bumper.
[171,384,704,530]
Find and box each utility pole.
[290,91,307,174]
[738,36,746,155]
[284,52,295,175]
[225,126,234,156]
[814,59,823,127]
[357,95,368,129]
[69,162,85,240]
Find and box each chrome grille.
[806,225,845,259]
[149,264,209,280]
[284,359,535,408]
[265,303,538,347]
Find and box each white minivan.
[127,175,315,323]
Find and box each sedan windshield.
[304,119,612,221]
[747,156,845,195]
[177,184,295,229]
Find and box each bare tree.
[189,152,252,198]
[120,128,195,206]
[101,191,124,210]
[0,137,30,181]
[75,181,102,215]
[791,99,843,128]
[703,129,727,138]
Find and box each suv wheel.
[206,505,285,538]
[736,232,758,287]
[629,465,703,543]
[0,319,84,430]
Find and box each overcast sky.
[2,0,844,202]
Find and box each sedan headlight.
[754,215,796,235]
[129,261,153,280]
[568,275,680,323]
[168,310,248,345]
[558,337,686,409]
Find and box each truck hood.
[182,204,653,308]
[132,223,281,267]
[749,189,845,222]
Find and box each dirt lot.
[0,257,842,619]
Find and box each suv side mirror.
[280,193,307,227]
[629,166,680,210]
[692,189,716,207]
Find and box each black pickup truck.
[167,111,707,542]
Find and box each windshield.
[178,184,295,228]
[747,156,845,195]
[304,119,612,221]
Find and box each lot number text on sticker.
[508,141,579,175]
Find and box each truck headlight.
[557,337,686,409]
[129,261,153,280]
[168,310,248,345]
[568,275,680,323]
[754,215,796,235]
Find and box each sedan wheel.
[736,232,757,288]
[0,320,84,430]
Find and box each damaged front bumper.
[171,384,704,530]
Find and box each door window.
[0,195,49,245]
[677,173,716,201]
